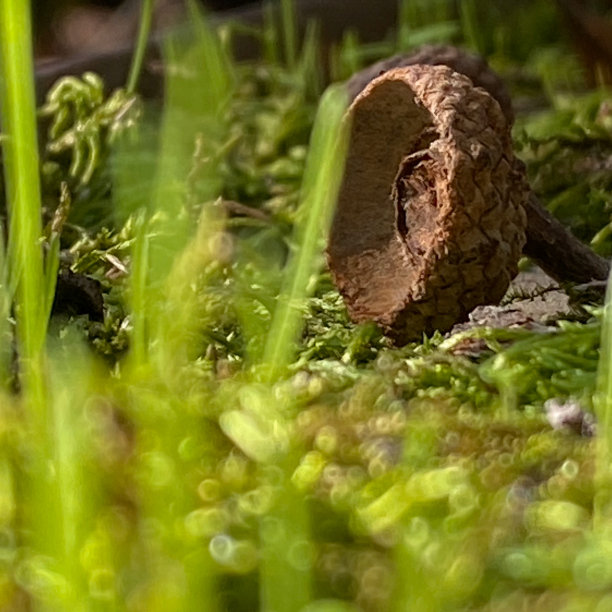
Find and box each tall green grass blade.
[0,8,98,601]
[186,0,234,117]
[255,86,348,611]
[0,231,12,386]
[219,384,314,612]
[122,14,232,372]
[0,0,46,387]
[299,20,323,98]
[262,84,349,380]
[0,7,54,604]
[124,2,234,372]
[460,0,487,55]
[259,453,313,612]
[397,0,458,51]
[42,183,70,326]
[334,30,362,83]
[263,0,281,64]
[150,23,232,375]
[128,210,151,368]
[397,0,412,49]
[115,8,234,608]
[281,0,298,69]
[127,0,156,94]
[595,275,612,530]
[43,334,101,609]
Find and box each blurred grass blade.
[121,11,233,371]
[42,183,70,325]
[262,84,349,380]
[260,453,313,612]
[186,0,235,116]
[263,0,281,64]
[299,20,323,97]
[281,0,298,69]
[256,84,349,610]
[460,0,486,55]
[46,334,99,607]
[0,230,12,386]
[127,0,156,94]
[595,275,612,530]
[115,7,233,608]
[129,210,151,367]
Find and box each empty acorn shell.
[327,64,530,343]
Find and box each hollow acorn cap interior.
[327,64,529,343]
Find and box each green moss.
[6,0,612,609]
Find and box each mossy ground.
[4,1,612,610]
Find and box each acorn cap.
[345,44,515,124]
[327,64,530,343]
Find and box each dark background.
[31,0,612,91]
[33,0,257,58]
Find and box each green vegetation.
[2,0,612,610]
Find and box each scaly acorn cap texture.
[345,46,610,286]
[345,44,514,124]
[327,64,530,343]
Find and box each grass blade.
[262,84,349,380]
[255,82,348,612]
[127,0,156,95]
[0,0,46,384]
[595,276,612,530]
[281,0,298,69]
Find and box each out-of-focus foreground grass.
[4,0,612,610]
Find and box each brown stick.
[524,192,610,283]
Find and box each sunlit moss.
[6,0,612,610]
